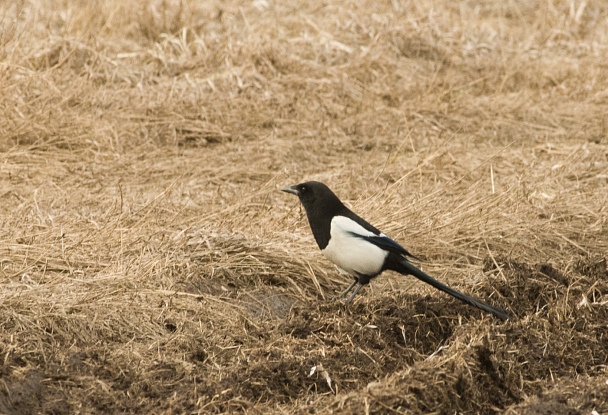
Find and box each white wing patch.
[321,216,388,277]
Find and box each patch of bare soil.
[0,255,604,414]
[316,255,608,414]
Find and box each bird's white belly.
[321,217,388,276]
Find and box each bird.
[282,181,508,321]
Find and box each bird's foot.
[345,283,364,303]
[333,280,358,301]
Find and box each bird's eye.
[300,185,307,192]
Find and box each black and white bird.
[282,181,508,321]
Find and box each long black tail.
[390,257,509,321]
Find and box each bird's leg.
[332,279,359,300]
[345,274,371,302]
[345,283,364,303]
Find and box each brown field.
[1,0,607,414]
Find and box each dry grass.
[1,0,607,414]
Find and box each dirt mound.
[2,256,604,414]
[156,255,606,413]
[307,255,608,414]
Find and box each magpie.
[282,181,508,321]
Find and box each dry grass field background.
[1,0,607,413]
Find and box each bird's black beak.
[281,185,299,196]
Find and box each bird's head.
[281,181,339,208]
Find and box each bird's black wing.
[348,233,417,259]
[339,208,418,259]
[340,208,383,235]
